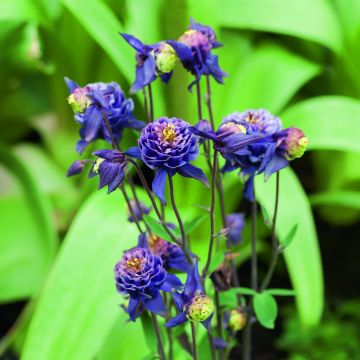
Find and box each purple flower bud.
[66,160,87,177]
[179,29,212,53]
[225,213,245,245]
[189,18,222,49]
[281,127,308,160]
[89,149,127,193]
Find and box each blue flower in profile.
[88,149,127,193]
[120,34,177,93]
[138,232,190,273]
[226,213,245,246]
[126,117,208,203]
[65,78,144,153]
[114,242,182,321]
[167,19,226,90]
[166,262,214,329]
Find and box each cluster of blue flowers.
[65,18,308,357]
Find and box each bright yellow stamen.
[126,257,145,272]
[162,124,177,143]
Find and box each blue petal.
[137,232,148,248]
[128,298,141,321]
[201,312,214,330]
[165,311,188,327]
[213,337,228,350]
[64,77,79,93]
[152,169,168,204]
[243,175,255,202]
[144,290,168,317]
[161,273,183,292]
[160,72,173,83]
[76,140,89,155]
[189,126,217,141]
[143,55,157,86]
[125,146,142,160]
[264,155,289,181]
[167,40,194,65]
[185,261,203,298]
[178,163,209,187]
[120,33,144,52]
[130,66,145,94]
[83,106,103,142]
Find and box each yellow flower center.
[162,124,177,143]
[126,257,145,272]
[222,122,246,134]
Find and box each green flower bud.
[228,309,246,331]
[155,43,177,74]
[284,128,308,160]
[67,87,92,113]
[186,294,214,322]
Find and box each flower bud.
[179,29,211,52]
[283,127,308,160]
[67,87,92,113]
[228,309,247,331]
[155,43,177,74]
[186,294,214,322]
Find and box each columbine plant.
[66,18,308,360]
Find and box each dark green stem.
[195,79,203,121]
[148,83,154,121]
[190,322,198,360]
[142,87,150,123]
[151,313,166,360]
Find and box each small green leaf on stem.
[143,215,177,243]
[253,292,278,329]
[280,223,298,249]
[265,288,296,296]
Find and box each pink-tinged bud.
[283,127,308,160]
[178,30,212,52]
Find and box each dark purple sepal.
[67,160,86,177]
[201,311,214,330]
[160,273,183,292]
[83,106,103,142]
[144,290,168,318]
[165,311,187,327]
[152,168,168,204]
[178,163,208,187]
[124,146,142,160]
[264,155,289,181]
[243,175,255,202]
[64,77,79,93]
[120,33,144,52]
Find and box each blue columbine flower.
[88,149,127,193]
[114,245,182,320]
[120,34,177,93]
[138,232,190,273]
[127,200,151,223]
[166,262,214,329]
[167,19,226,90]
[126,117,208,203]
[226,213,245,246]
[65,77,145,153]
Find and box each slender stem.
[190,322,198,360]
[207,331,216,360]
[260,172,280,291]
[102,111,119,150]
[120,185,143,233]
[148,83,154,121]
[195,79,203,121]
[205,76,215,129]
[142,87,150,123]
[202,149,218,278]
[127,158,182,247]
[215,290,225,360]
[151,313,166,360]
[168,175,193,264]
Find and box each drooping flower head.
[278,127,308,160]
[65,78,144,153]
[167,19,226,91]
[120,34,177,94]
[225,213,245,246]
[114,243,182,321]
[127,200,151,223]
[166,262,214,329]
[138,232,190,273]
[126,117,208,203]
[88,149,127,193]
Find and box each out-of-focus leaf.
[253,292,278,329]
[255,168,323,327]
[281,96,360,153]
[310,191,360,210]
[280,224,298,249]
[266,289,296,297]
[219,0,343,53]
[0,0,44,24]
[183,214,207,235]
[0,146,57,303]
[22,190,144,360]
[219,44,321,118]
[207,252,225,274]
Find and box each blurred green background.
[0,0,360,359]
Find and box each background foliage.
[0,0,359,359]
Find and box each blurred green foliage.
[0,0,359,359]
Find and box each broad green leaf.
[219,0,343,53]
[143,214,178,243]
[0,0,45,24]
[183,214,208,235]
[22,190,145,360]
[280,224,298,249]
[255,167,323,327]
[0,146,57,302]
[310,190,360,210]
[266,289,296,297]
[61,0,165,115]
[253,292,278,329]
[220,44,321,118]
[281,96,360,153]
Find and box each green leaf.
[22,190,145,360]
[255,168,323,327]
[219,44,321,118]
[281,96,360,153]
[183,214,208,235]
[280,224,298,249]
[141,312,158,354]
[0,146,57,302]
[207,252,225,274]
[231,287,257,296]
[253,292,278,329]
[143,214,178,243]
[219,0,343,53]
[0,0,45,24]
[266,289,296,296]
[310,191,360,210]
